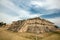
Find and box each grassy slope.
[0,28,60,40]
[42,31,60,40]
[0,28,31,40]
[42,34,60,40]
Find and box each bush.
[0,22,6,27]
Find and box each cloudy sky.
[0,0,60,27]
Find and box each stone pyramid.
[8,17,58,34]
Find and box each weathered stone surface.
[8,17,58,33]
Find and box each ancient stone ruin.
[8,17,58,34]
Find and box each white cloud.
[30,0,60,10]
[0,0,40,16]
[0,12,40,24]
[30,1,45,7]
[45,0,60,9]
[0,0,60,27]
[0,0,40,23]
[30,0,60,27]
[47,17,60,27]
[0,0,21,13]
[0,12,20,24]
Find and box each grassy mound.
[0,28,60,40]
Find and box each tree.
[0,22,6,27]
